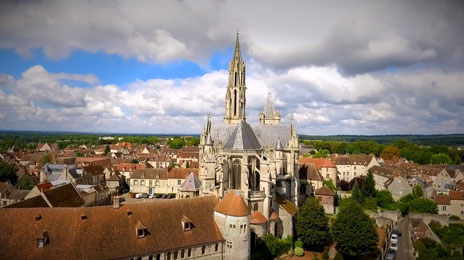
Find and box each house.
[82,165,105,185]
[299,158,337,184]
[106,174,124,194]
[370,165,394,190]
[167,168,199,194]
[177,172,201,199]
[24,182,53,200]
[76,184,109,206]
[0,182,29,207]
[387,176,413,201]
[130,168,169,195]
[333,154,380,182]
[0,195,243,260]
[75,157,111,169]
[314,186,335,214]
[116,163,147,180]
[37,143,53,152]
[4,183,85,208]
[435,191,464,219]
[298,163,324,205]
[434,168,457,190]
[137,153,172,168]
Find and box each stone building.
[198,34,299,239]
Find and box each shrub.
[294,240,304,248]
[294,247,304,257]
[322,246,329,259]
[449,215,461,220]
[263,234,291,257]
[334,252,344,260]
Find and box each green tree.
[413,185,424,198]
[454,154,462,165]
[363,197,378,211]
[76,151,84,157]
[324,179,337,191]
[375,190,394,209]
[167,137,186,149]
[0,163,18,185]
[362,171,376,198]
[409,198,438,214]
[104,145,110,156]
[18,175,34,190]
[430,153,453,165]
[332,201,379,258]
[40,154,52,166]
[130,159,139,164]
[262,234,291,257]
[352,181,363,204]
[313,149,330,158]
[296,198,331,251]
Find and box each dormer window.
[36,231,49,248]
[136,221,147,238]
[181,215,194,231]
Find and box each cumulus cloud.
[1,64,463,134]
[1,0,463,73]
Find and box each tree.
[130,159,139,164]
[18,175,35,190]
[454,154,462,165]
[375,190,394,209]
[380,145,401,160]
[352,181,363,204]
[362,172,376,198]
[324,179,337,191]
[167,137,185,149]
[313,149,329,158]
[104,145,110,156]
[40,153,52,166]
[0,163,18,185]
[296,198,331,251]
[363,197,378,211]
[332,201,379,258]
[430,153,453,165]
[413,185,424,198]
[76,151,83,157]
[408,198,438,214]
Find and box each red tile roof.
[450,191,464,201]
[269,210,279,221]
[250,211,267,224]
[167,168,199,179]
[117,163,147,171]
[299,158,335,169]
[214,190,249,217]
[434,194,450,205]
[0,196,224,259]
[36,182,53,192]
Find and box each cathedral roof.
[224,121,261,150]
[214,190,249,217]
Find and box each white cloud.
[1,65,463,134]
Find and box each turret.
[213,190,250,260]
[275,139,284,175]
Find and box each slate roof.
[209,122,292,149]
[179,172,201,192]
[224,121,261,150]
[0,196,224,259]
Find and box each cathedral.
[199,34,300,239]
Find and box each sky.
[0,0,463,135]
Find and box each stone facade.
[199,34,299,239]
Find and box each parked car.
[391,233,399,244]
[386,249,396,260]
[392,229,402,236]
[135,193,143,199]
[390,241,399,252]
[131,193,136,198]
[148,195,155,199]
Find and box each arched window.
[234,89,237,116]
[230,160,241,189]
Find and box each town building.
[332,155,380,182]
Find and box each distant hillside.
[298,134,464,146]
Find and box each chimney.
[113,195,121,209]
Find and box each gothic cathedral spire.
[225,33,246,124]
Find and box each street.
[396,216,415,260]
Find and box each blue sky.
[0,0,463,135]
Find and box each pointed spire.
[263,93,276,117]
[205,134,213,146]
[233,32,241,61]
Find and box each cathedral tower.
[225,33,246,124]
